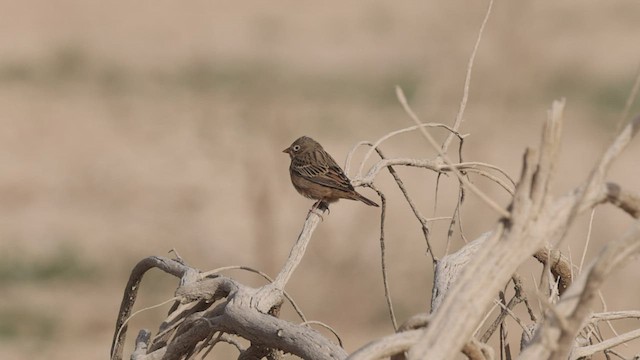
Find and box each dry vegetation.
[1,1,640,360]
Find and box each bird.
[283,136,379,208]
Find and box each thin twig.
[352,123,467,178]
[111,297,179,360]
[590,310,640,322]
[440,0,495,153]
[616,64,640,132]
[571,328,640,360]
[368,145,436,262]
[368,184,398,330]
[396,86,510,218]
[493,299,533,339]
[354,159,515,189]
[598,291,626,349]
[301,320,344,348]
[579,209,596,273]
[445,188,464,254]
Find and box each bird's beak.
[282,147,290,154]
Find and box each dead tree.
[110,101,640,360]
[110,1,640,357]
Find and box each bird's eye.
[292,145,301,151]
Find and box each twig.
[571,328,640,360]
[598,290,626,349]
[493,299,532,340]
[444,187,465,254]
[301,320,344,348]
[616,64,640,132]
[112,297,179,360]
[352,123,467,178]
[579,209,596,273]
[368,184,398,330]
[396,86,510,218]
[480,276,530,343]
[603,182,640,219]
[369,146,436,262]
[590,310,640,322]
[441,0,494,153]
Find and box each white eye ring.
[292,145,301,151]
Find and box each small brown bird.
[283,136,379,208]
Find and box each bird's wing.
[291,150,355,191]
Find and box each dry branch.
[111,209,348,360]
[405,103,639,359]
[111,105,640,360]
[519,220,640,360]
[111,256,193,360]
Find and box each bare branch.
[272,210,324,291]
[396,86,511,218]
[590,311,640,323]
[519,220,640,360]
[431,231,495,312]
[367,184,398,330]
[111,256,192,360]
[348,123,466,179]
[406,105,638,360]
[441,0,494,153]
[347,330,423,360]
[603,182,640,219]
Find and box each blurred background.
[1,1,639,359]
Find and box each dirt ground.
[1,1,639,359]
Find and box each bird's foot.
[309,200,329,220]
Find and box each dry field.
[1,1,639,359]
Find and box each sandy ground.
[0,1,639,359]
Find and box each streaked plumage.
[283,136,379,207]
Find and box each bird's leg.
[318,201,330,214]
[308,200,329,219]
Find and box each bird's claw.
[309,201,329,220]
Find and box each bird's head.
[282,136,321,158]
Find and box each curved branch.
[110,256,191,360]
[354,159,514,195]
[350,123,467,178]
[347,330,423,360]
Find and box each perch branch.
[272,210,324,290]
[115,205,348,360]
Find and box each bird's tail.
[352,191,379,207]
